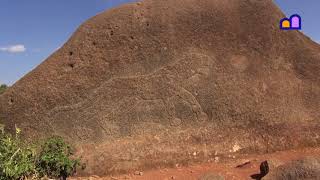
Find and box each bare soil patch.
[71,147,320,180]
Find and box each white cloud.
[0,44,26,53]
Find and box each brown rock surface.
[264,156,320,180]
[1,0,320,175]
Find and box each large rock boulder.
[1,0,320,175]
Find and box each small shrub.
[36,136,80,180]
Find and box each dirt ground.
[70,147,320,180]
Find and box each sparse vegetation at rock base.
[0,84,7,95]
[0,124,82,180]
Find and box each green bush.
[0,127,36,180]
[0,84,8,95]
[0,125,82,180]
[36,136,80,179]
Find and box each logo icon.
[280,14,301,30]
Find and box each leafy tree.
[0,84,8,95]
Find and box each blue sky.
[0,0,319,85]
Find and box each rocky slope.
[1,0,320,175]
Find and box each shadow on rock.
[250,161,269,180]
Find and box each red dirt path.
[71,147,320,180]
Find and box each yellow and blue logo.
[280,14,301,30]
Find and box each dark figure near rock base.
[251,161,269,180]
